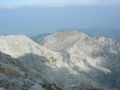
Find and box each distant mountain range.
[0,31,120,90]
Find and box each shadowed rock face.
[0,52,24,78]
[0,31,120,90]
[0,52,62,90]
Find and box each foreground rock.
[0,52,62,90]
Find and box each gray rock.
[0,73,8,81]
[0,88,5,90]
[0,73,8,88]
[29,83,44,90]
[66,87,79,90]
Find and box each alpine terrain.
[0,31,120,90]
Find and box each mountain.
[0,31,120,90]
[0,35,63,90]
[42,31,89,52]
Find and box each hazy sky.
[0,0,120,36]
[0,0,120,8]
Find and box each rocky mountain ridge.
[0,31,120,90]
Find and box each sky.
[0,0,120,39]
[0,0,120,8]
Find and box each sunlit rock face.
[42,31,88,52]
[0,31,120,90]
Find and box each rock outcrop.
[0,31,120,90]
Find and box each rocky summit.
[0,31,120,90]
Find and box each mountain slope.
[42,31,120,89]
[0,32,120,90]
[0,35,64,89]
[0,52,61,90]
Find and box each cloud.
[0,0,120,9]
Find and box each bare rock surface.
[0,31,120,90]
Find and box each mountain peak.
[53,30,87,38]
[42,30,89,52]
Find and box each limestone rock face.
[43,31,88,52]
[0,31,120,90]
